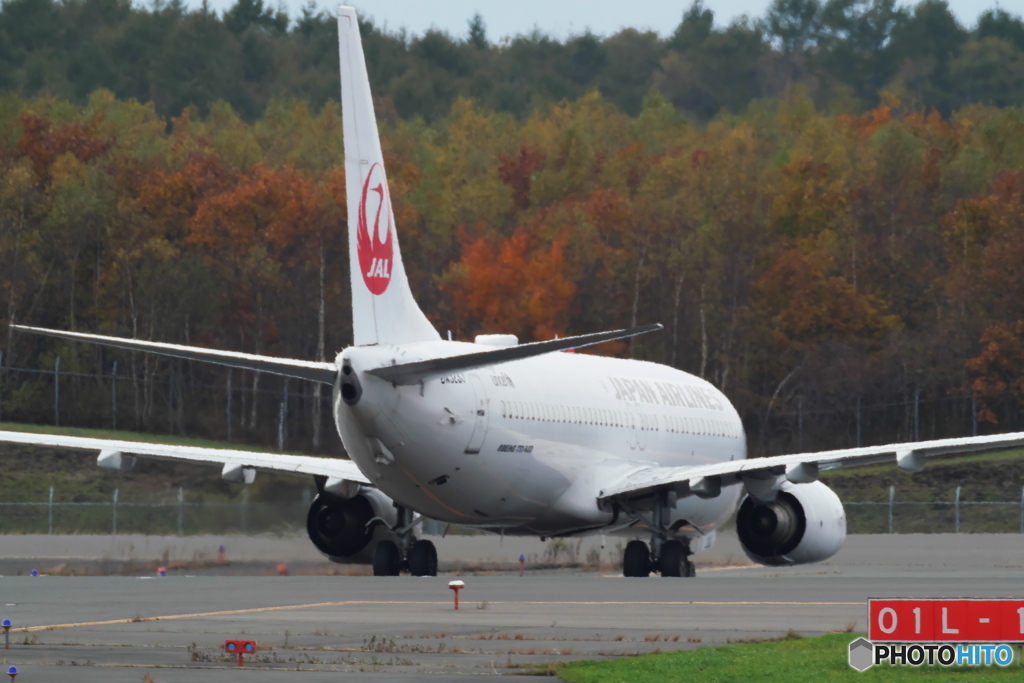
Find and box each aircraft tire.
[409,539,438,576]
[623,540,651,577]
[660,541,686,577]
[372,540,401,576]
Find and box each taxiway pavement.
[1,533,1022,681]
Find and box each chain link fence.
[0,487,313,536]
[846,486,1024,534]
[3,486,1024,536]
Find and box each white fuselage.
[334,341,745,539]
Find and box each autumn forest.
[2,1,1024,458]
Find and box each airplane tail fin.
[338,6,440,347]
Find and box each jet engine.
[736,480,846,566]
[306,488,396,562]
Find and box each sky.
[188,0,1012,40]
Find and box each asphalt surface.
[1,533,1023,681]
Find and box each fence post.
[177,487,184,536]
[888,485,895,534]
[0,349,4,422]
[1020,486,1023,535]
[54,355,60,426]
[955,486,961,534]
[112,488,118,535]
[48,486,53,535]
[241,488,249,534]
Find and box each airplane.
[5,4,1024,578]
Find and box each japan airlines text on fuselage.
[336,342,745,536]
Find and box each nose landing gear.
[371,505,439,577]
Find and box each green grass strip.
[555,634,1022,682]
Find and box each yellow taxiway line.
[13,599,861,633]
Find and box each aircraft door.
[464,374,490,454]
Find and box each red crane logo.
[357,162,394,295]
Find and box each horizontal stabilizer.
[367,324,663,386]
[13,325,338,385]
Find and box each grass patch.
[819,448,1024,534]
[820,448,1024,479]
[0,422,317,535]
[554,633,1022,682]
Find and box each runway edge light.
[448,580,464,610]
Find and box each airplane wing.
[0,430,370,486]
[599,431,1024,504]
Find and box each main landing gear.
[622,539,695,577]
[372,505,438,577]
[621,493,696,578]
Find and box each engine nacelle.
[306,488,396,562]
[736,480,846,566]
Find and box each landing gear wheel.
[372,540,400,576]
[660,541,686,577]
[623,540,651,577]
[409,539,438,576]
[684,559,696,577]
